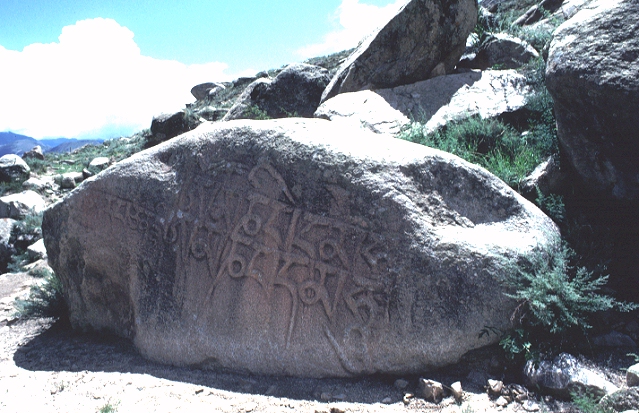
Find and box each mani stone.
[42,118,559,378]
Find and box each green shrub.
[571,391,614,413]
[0,181,25,197]
[535,188,566,224]
[13,271,66,319]
[399,116,543,189]
[504,241,637,334]
[245,104,271,120]
[24,157,49,175]
[7,252,30,273]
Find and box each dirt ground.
[0,271,631,413]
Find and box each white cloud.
[297,0,407,59]
[0,18,249,140]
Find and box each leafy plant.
[571,391,614,413]
[13,271,66,319]
[98,401,119,413]
[535,188,566,224]
[245,104,271,120]
[504,241,637,335]
[7,251,30,273]
[399,116,543,189]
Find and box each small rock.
[450,381,463,402]
[418,379,444,403]
[402,393,414,405]
[87,157,110,174]
[522,400,540,412]
[23,146,45,161]
[27,239,47,261]
[22,177,52,191]
[0,190,45,219]
[381,397,392,404]
[329,407,345,413]
[488,379,504,395]
[394,378,409,390]
[495,396,509,407]
[628,364,639,387]
[0,154,30,184]
[602,387,639,412]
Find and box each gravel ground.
[0,271,630,413]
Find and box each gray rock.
[27,238,47,261]
[314,90,410,135]
[520,155,566,198]
[462,33,540,70]
[450,381,463,401]
[601,388,639,412]
[560,0,593,19]
[316,70,530,135]
[55,172,84,189]
[479,0,507,13]
[0,190,45,219]
[43,118,558,378]
[513,0,564,26]
[629,364,639,387]
[418,379,444,403]
[546,0,639,200]
[149,111,198,147]
[191,82,226,101]
[0,154,30,184]
[195,106,228,122]
[321,0,477,102]
[87,157,110,174]
[592,331,637,348]
[22,177,53,192]
[0,218,17,273]
[524,353,619,399]
[22,145,45,161]
[223,63,330,121]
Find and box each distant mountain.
[46,140,102,153]
[0,132,102,156]
[0,132,41,156]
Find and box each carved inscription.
[81,162,392,374]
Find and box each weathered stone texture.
[321,0,478,102]
[223,63,330,121]
[316,70,530,135]
[546,0,639,200]
[43,119,558,378]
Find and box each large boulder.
[22,145,45,161]
[0,154,30,184]
[149,111,198,147]
[460,33,540,70]
[0,190,45,219]
[43,119,558,378]
[191,82,226,101]
[316,70,530,135]
[321,0,478,103]
[223,63,330,121]
[546,0,639,200]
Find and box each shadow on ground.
[12,319,494,404]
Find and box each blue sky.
[0,0,404,140]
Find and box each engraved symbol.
[228,256,246,278]
[241,214,262,236]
